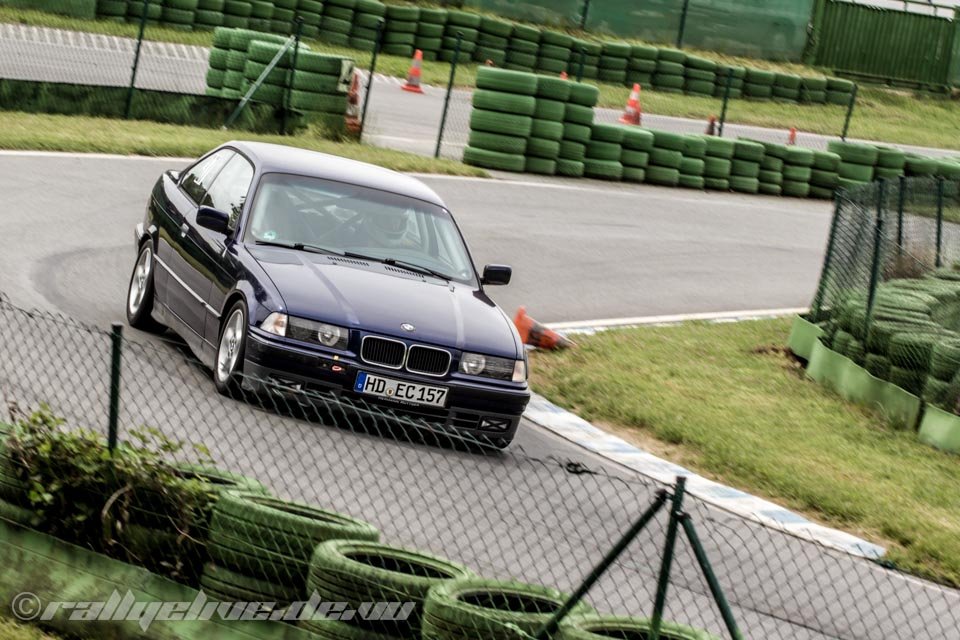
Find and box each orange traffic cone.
[619,83,642,125]
[345,69,361,133]
[788,127,797,145]
[402,50,424,94]
[514,307,575,350]
[560,70,568,80]
[706,115,717,136]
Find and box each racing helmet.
[366,206,410,246]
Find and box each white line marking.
[545,308,808,332]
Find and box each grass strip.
[530,317,960,587]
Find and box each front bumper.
[243,331,530,444]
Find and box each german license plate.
[354,372,448,408]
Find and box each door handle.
[180,223,189,237]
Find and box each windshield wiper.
[254,240,344,257]
[341,251,452,281]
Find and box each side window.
[201,155,254,232]
[180,150,233,204]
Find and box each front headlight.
[460,352,526,382]
[261,312,288,337]
[288,317,349,351]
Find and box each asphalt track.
[1,152,959,639]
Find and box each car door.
[158,149,234,349]
[189,153,255,360]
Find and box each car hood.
[249,247,521,358]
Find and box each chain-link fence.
[1,276,960,638]
[809,176,960,413]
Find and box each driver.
[358,205,413,249]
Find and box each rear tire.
[126,243,163,332]
[214,302,248,396]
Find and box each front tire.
[126,243,162,332]
[214,302,248,397]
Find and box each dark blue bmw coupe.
[126,141,530,447]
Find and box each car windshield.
[244,173,477,284]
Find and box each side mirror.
[481,264,512,286]
[197,205,231,234]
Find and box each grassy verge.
[529,318,960,587]
[0,617,60,640]
[0,111,486,175]
[4,7,960,149]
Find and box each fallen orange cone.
[514,307,575,350]
[402,49,425,94]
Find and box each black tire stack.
[829,141,878,191]
[415,8,446,62]
[827,77,856,106]
[439,10,479,64]
[348,0,384,52]
[161,0,197,31]
[810,150,841,199]
[620,127,653,183]
[653,48,685,94]
[875,147,907,182]
[627,44,657,88]
[505,23,539,72]
[598,41,630,86]
[194,0,223,29]
[221,0,249,28]
[464,67,536,173]
[556,82,597,178]
[800,76,828,104]
[730,139,764,194]
[319,0,352,46]
[703,136,735,191]
[306,540,475,638]
[782,146,815,198]
[679,135,706,189]
[645,130,685,187]
[475,17,511,66]
[381,4,417,58]
[289,50,354,122]
[204,492,379,606]
[584,124,624,181]
[772,72,801,103]
[537,30,573,75]
[743,68,775,99]
[684,55,716,98]
[422,578,593,640]
[757,141,787,196]
[525,75,568,176]
[714,65,745,98]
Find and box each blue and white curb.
[521,308,886,561]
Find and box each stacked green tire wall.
[598,41,630,86]
[743,68,774,99]
[535,29,572,75]
[441,9,480,64]
[757,141,787,196]
[416,7,447,61]
[800,76,828,104]
[652,48,685,94]
[319,0,353,46]
[556,80,598,177]
[714,64,745,98]
[505,23,539,72]
[703,135,734,191]
[810,150,841,199]
[730,139,764,193]
[475,16,511,66]
[772,72,801,103]
[826,77,855,106]
[684,55,716,97]
[781,145,814,198]
[874,147,906,182]
[381,4,417,58]
[678,134,706,189]
[584,123,624,181]
[524,75,569,175]
[829,140,878,191]
[348,0,386,53]
[626,44,657,88]
[620,126,652,183]
[464,67,537,172]
[646,129,685,187]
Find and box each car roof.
[226,141,447,208]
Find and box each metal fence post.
[676,0,692,49]
[579,0,591,29]
[936,176,945,268]
[679,514,744,640]
[810,194,844,322]
[576,47,586,83]
[282,18,304,136]
[649,476,687,640]
[532,490,669,640]
[865,180,886,338]
[718,71,733,137]
[359,20,385,142]
[108,323,123,455]
[841,83,858,141]
[896,175,906,256]
[434,31,462,159]
[123,0,150,120]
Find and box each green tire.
[590,123,625,143]
[730,175,760,194]
[809,185,835,199]
[470,109,532,137]
[468,131,528,155]
[680,158,705,175]
[524,157,557,175]
[536,76,572,101]
[556,159,585,177]
[621,128,654,151]
[558,614,721,640]
[733,139,765,162]
[583,159,624,181]
[743,83,773,98]
[758,182,782,196]
[562,122,592,143]
[758,169,783,185]
[563,103,594,125]
[703,156,731,178]
[586,141,623,161]
[621,150,649,167]
[290,91,347,114]
[527,137,561,159]
[704,177,730,191]
[876,147,906,170]
[650,147,683,169]
[298,52,350,74]
[681,135,707,158]
[810,169,839,188]
[812,151,841,172]
[678,174,705,189]
[761,156,784,172]
[474,66,537,96]
[463,147,525,172]
[827,140,879,166]
[745,68,775,85]
[535,99,567,121]
[838,162,874,182]
[784,146,815,167]
[471,89,536,116]
[931,339,960,381]
[782,180,811,198]
[783,165,812,182]
[201,563,301,604]
[906,156,938,176]
[622,167,646,183]
[704,136,735,159]
[530,119,564,141]
[559,141,586,161]
[645,165,680,186]
[731,159,760,178]
[568,82,600,106]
